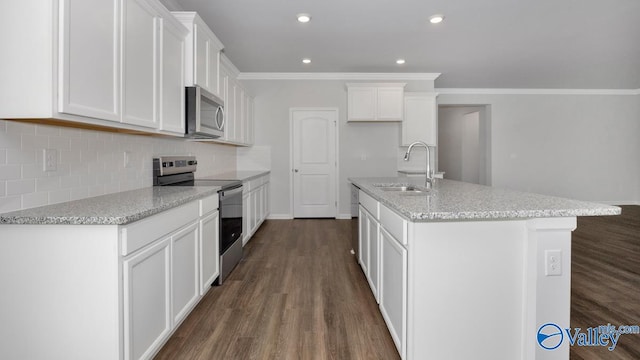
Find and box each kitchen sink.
[373,184,429,193]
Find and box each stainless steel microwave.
[185,86,224,139]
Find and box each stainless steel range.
[153,156,243,285]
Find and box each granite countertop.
[200,170,270,182]
[0,186,221,225]
[350,177,621,222]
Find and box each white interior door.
[292,109,337,218]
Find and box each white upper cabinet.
[0,0,187,136]
[172,12,223,99]
[401,92,438,146]
[159,15,187,134]
[121,0,159,128]
[347,83,406,121]
[58,0,119,121]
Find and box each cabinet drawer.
[199,194,219,215]
[380,204,407,246]
[359,190,379,218]
[121,201,199,256]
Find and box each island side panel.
[407,218,574,360]
[0,225,122,360]
[524,217,575,360]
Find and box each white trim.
[437,88,640,96]
[238,72,441,81]
[220,54,240,77]
[267,214,294,220]
[289,107,340,219]
[336,214,353,220]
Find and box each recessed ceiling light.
[302,58,311,64]
[396,59,406,65]
[429,14,445,24]
[297,13,311,23]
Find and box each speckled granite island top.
[0,186,221,225]
[349,177,621,222]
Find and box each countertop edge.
[0,187,221,226]
[350,177,622,222]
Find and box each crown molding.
[436,88,640,96]
[237,72,441,81]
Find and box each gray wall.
[439,93,640,204]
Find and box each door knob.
[294,169,299,173]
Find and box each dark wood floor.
[155,219,400,360]
[570,205,640,360]
[156,207,639,360]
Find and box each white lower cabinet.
[199,210,219,294]
[123,236,172,360]
[0,194,220,360]
[170,223,200,326]
[358,193,407,358]
[359,206,380,302]
[241,174,270,246]
[379,227,407,358]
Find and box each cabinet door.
[358,206,369,273]
[250,188,259,233]
[208,44,220,97]
[171,222,200,326]
[246,96,254,145]
[200,211,219,295]
[348,87,376,121]
[242,192,250,246]
[367,212,380,303]
[121,0,159,128]
[225,78,236,142]
[380,227,407,358]
[377,87,404,121]
[159,18,186,135]
[235,85,245,143]
[193,23,208,91]
[402,93,437,146]
[58,0,119,121]
[123,237,171,360]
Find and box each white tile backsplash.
[0,120,237,212]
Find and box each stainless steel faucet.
[403,141,434,188]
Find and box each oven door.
[219,185,243,254]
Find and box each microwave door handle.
[216,106,225,131]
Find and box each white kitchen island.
[349,177,620,360]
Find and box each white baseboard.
[267,214,293,220]
[336,213,354,220]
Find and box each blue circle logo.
[537,323,564,350]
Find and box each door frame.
[289,107,340,218]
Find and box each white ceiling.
[171,0,640,89]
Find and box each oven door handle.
[220,186,243,197]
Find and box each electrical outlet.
[43,149,58,172]
[545,250,562,276]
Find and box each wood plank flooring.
[156,207,639,360]
[570,205,640,360]
[155,219,400,360]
